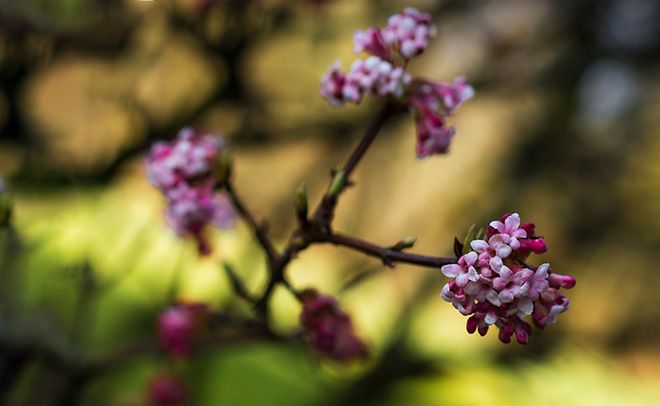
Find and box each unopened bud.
[296,183,308,222]
[392,236,416,251]
[327,170,345,197]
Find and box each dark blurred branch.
[225,181,280,266]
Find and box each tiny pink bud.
[158,303,209,357]
[520,237,548,254]
[300,293,368,362]
[548,273,576,289]
[148,374,188,406]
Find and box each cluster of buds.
[320,8,474,158]
[158,303,210,357]
[299,290,368,362]
[147,373,188,406]
[440,213,575,344]
[147,128,234,255]
[321,57,411,106]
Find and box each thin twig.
[311,104,399,229]
[225,180,280,265]
[327,232,455,268]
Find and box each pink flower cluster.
[321,57,411,106]
[158,303,209,357]
[353,7,434,61]
[320,8,474,158]
[411,77,474,157]
[148,373,188,406]
[440,213,575,344]
[299,291,368,362]
[147,128,234,255]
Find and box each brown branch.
[311,103,400,229]
[327,232,455,268]
[225,181,280,265]
[255,104,404,313]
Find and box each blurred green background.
[1,0,660,404]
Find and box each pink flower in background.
[300,291,368,362]
[430,77,475,114]
[410,90,456,157]
[380,8,434,59]
[165,183,234,255]
[320,57,411,106]
[148,128,225,190]
[320,8,474,158]
[439,213,575,344]
[410,78,474,158]
[148,373,188,406]
[147,128,234,255]
[353,28,391,61]
[158,303,209,357]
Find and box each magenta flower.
[158,303,209,357]
[320,57,411,106]
[409,78,474,157]
[441,251,479,288]
[299,291,368,362]
[489,212,527,249]
[148,373,188,406]
[148,128,225,191]
[147,128,234,255]
[165,183,234,255]
[486,213,548,260]
[353,28,391,61]
[380,8,434,60]
[440,213,575,344]
[320,8,473,158]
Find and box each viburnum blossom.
[320,57,411,106]
[410,77,474,157]
[440,213,575,344]
[158,303,209,357]
[147,128,234,255]
[148,373,188,406]
[299,290,368,362]
[321,8,474,158]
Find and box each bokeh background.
[1,0,660,404]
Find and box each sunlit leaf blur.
[1,0,659,405]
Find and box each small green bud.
[392,236,417,251]
[327,170,346,197]
[295,183,308,221]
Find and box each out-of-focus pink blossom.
[321,8,473,158]
[300,291,368,362]
[165,183,234,255]
[147,128,234,255]
[148,128,225,191]
[148,373,188,406]
[439,214,575,344]
[353,28,391,61]
[158,303,209,357]
[320,57,411,106]
[378,8,434,60]
[410,78,474,158]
